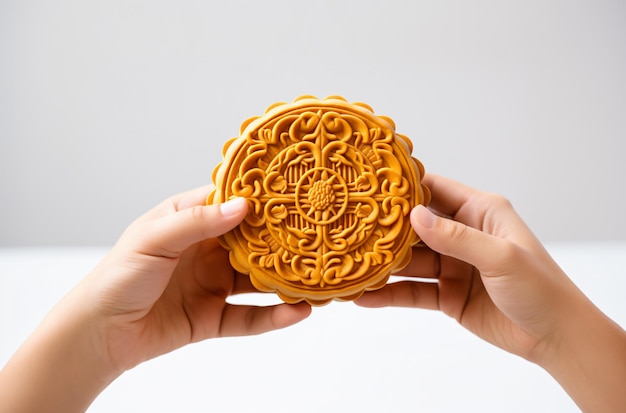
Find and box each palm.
[98,238,308,372]
[136,240,237,357]
[435,252,541,359]
[357,240,544,361]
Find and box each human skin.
[0,186,312,413]
[356,173,626,412]
[1,176,624,412]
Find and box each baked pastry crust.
[208,95,430,305]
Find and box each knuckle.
[498,241,520,262]
[487,240,523,275]
[442,219,471,242]
[484,192,514,210]
[187,205,209,222]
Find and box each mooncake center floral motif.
[208,96,429,305]
[297,167,346,224]
[307,177,335,212]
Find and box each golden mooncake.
[207,95,430,305]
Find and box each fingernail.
[415,204,436,228]
[219,197,247,218]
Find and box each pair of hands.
[95,173,567,372]
[2,173,623,412]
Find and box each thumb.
[411,205,509,275]
[137,197,249,257]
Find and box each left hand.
[0,185,312,413]
[84,185,312,373]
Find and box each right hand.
[357,173,579,360]
[356,173,626,412]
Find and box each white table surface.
[1,243,624,412]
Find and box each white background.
[1,2,625,411]
[1,0,625,245]
[1,244,625,412]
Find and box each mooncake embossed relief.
[207,95,430,305]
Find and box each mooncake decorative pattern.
[207,95,430,305]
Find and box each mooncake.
[207,95,430,305]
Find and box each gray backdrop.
[1,0,625,246]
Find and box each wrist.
[534,290,626,412]
[0,283,121,413]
